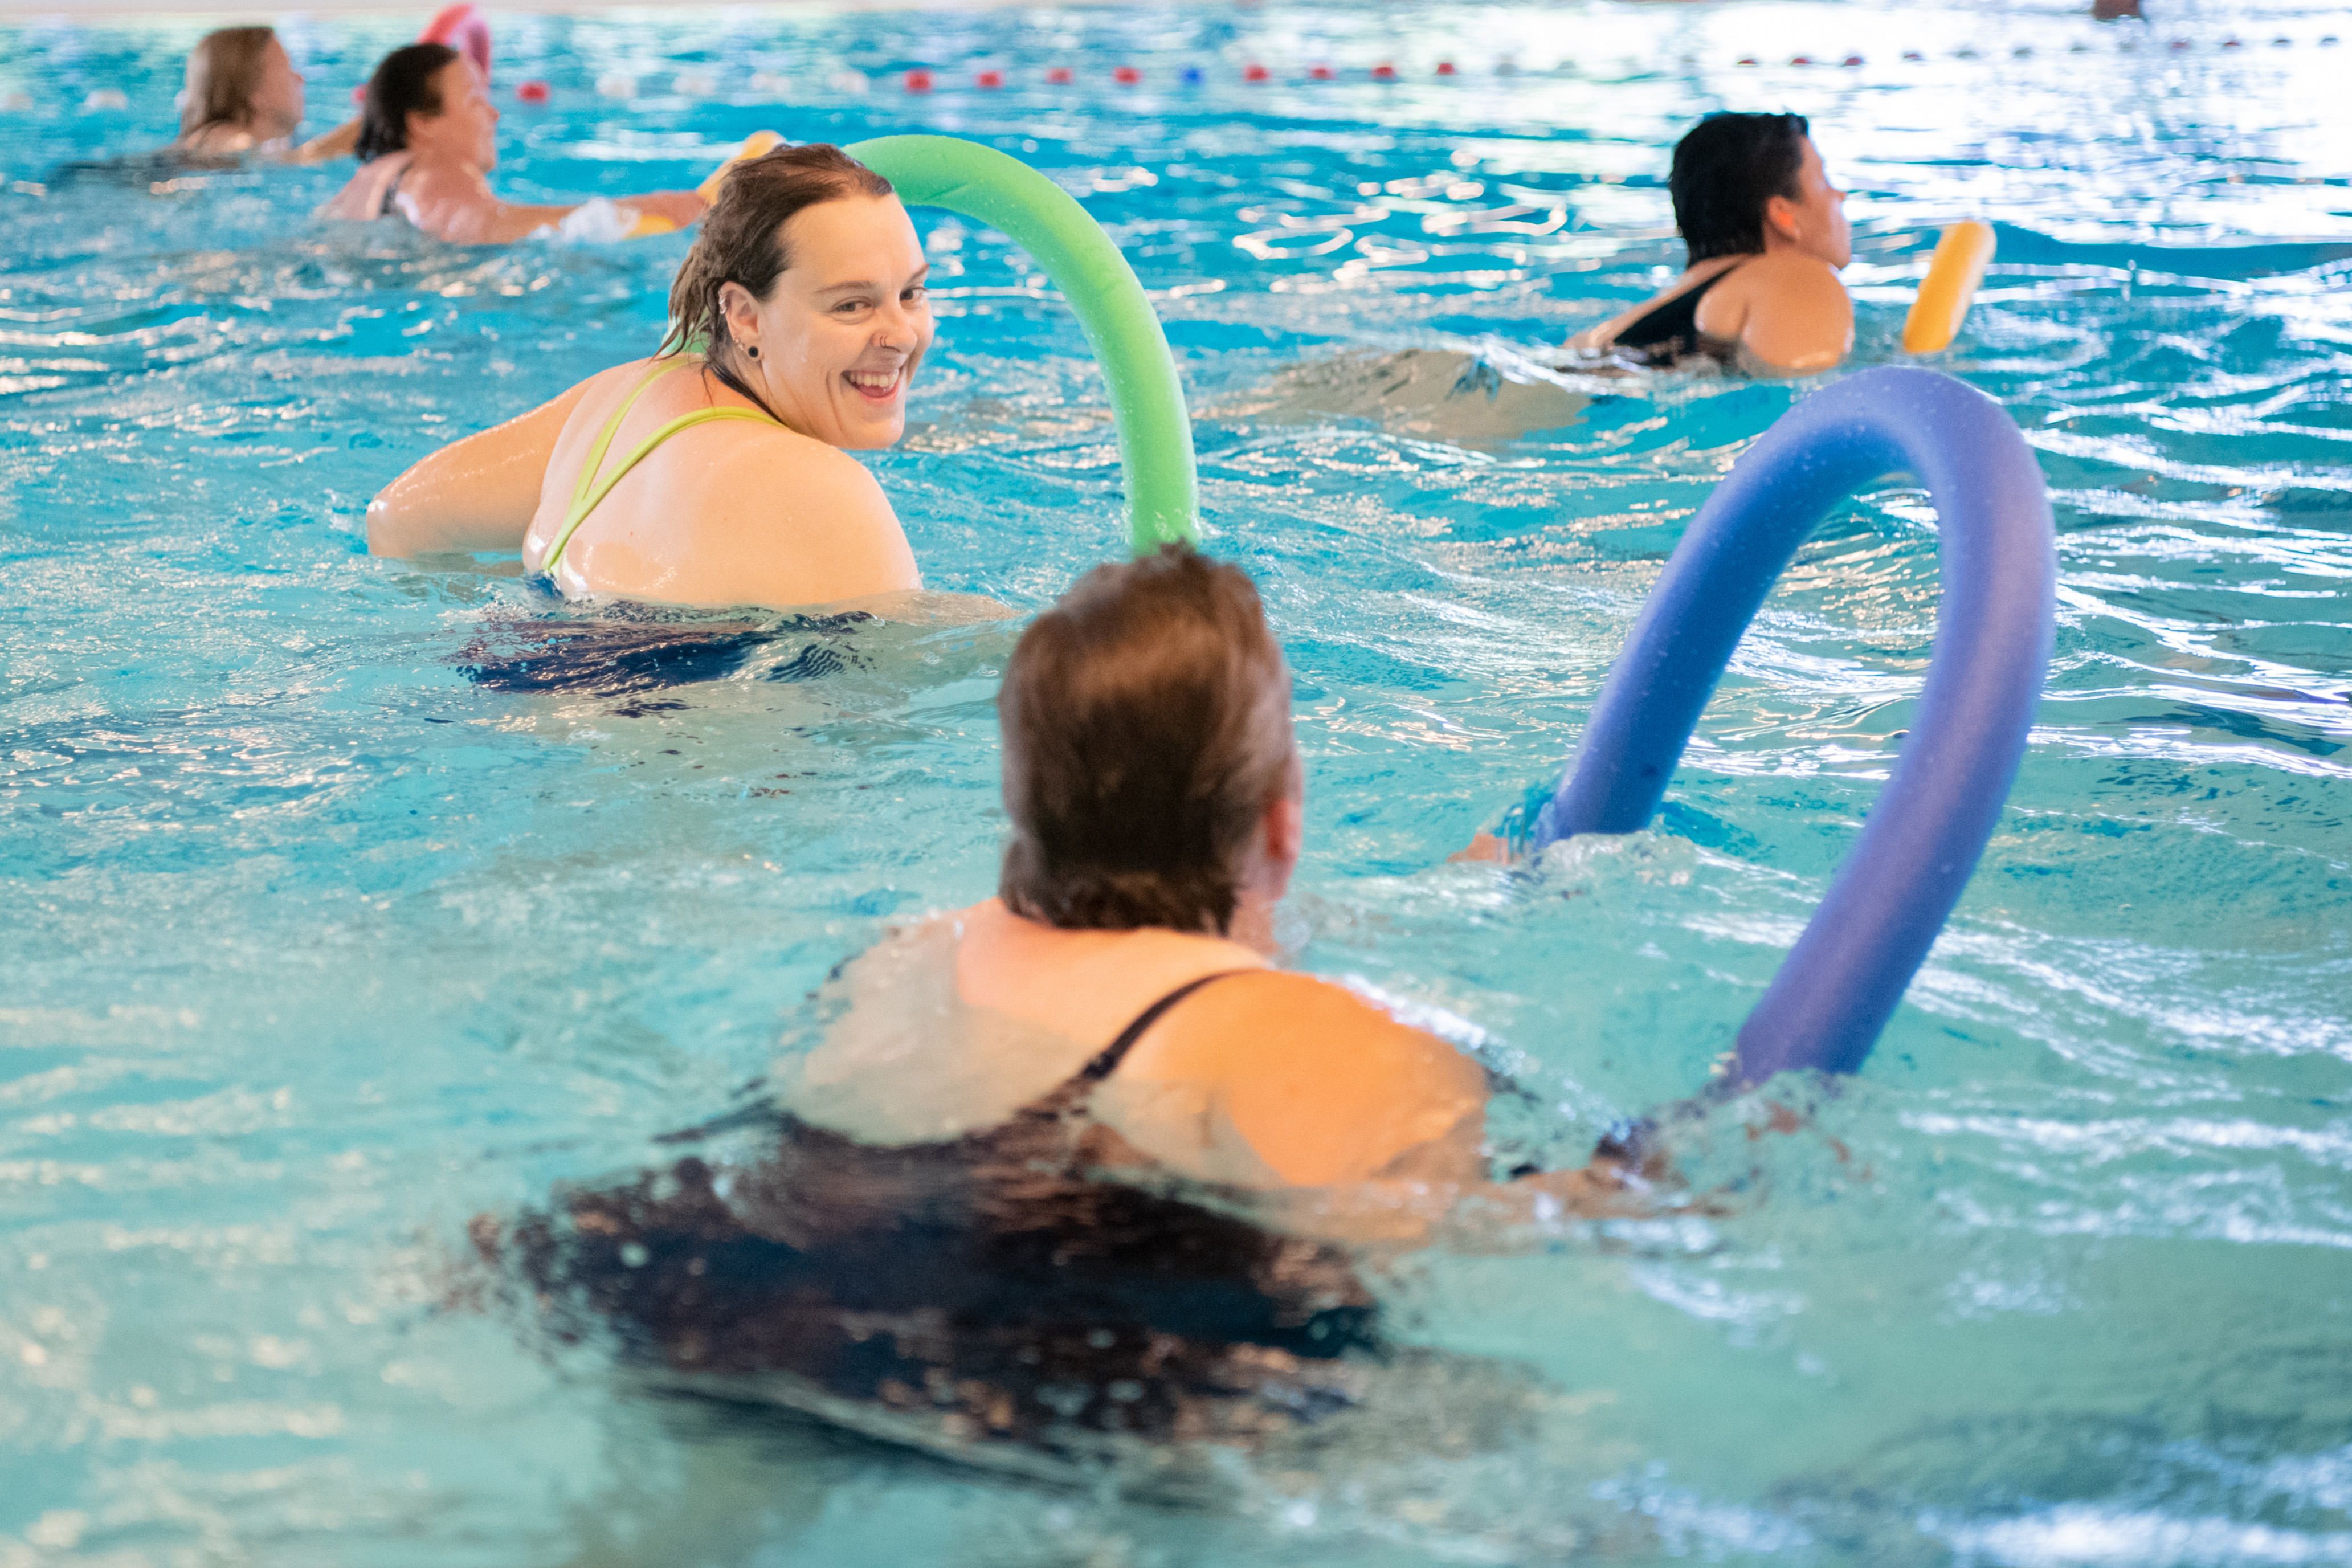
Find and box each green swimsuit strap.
[541,360,780,577]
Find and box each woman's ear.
[717,281,761,354]
[1260,790,1304,895]
[1763,193,1800,245]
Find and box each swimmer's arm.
[1569,264,1738,352]
[1146,974,1493,1189]
[1263,1136,1687,1248]
[399,162,577,244]
[290,118,360,164]
[365,381,591,557]
[402,162,708,244]
[1567,297,1657,352]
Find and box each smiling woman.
[365,143,940,612]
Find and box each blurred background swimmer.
[168,27,356,164]
[484,546,1671,1465]
[321,43,705,243]
[368,144,978,616]
[1207,112,1853,444]
[1571,111,1853,375]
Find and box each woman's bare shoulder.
[1726,249,1849,299]
[1722,254,1853,373]
[1132,971,1488,1187]
[697,420,892,517]
[1136,970,1480,1080]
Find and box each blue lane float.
[1532,366,2056,1087]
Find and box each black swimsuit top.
[1612,258,1749,366]
[498,971,1382,1456]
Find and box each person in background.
[1572,111,1853,375]
[320,43,704,243]
[170,26,357,164]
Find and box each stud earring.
[746,345,760,359]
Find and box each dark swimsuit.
[1611,259,1749,366]
[497,971,1382,1458]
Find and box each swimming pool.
[3,0,2349,1560]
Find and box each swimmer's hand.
[1448,830,1513,865]
[292,118,360,165]
[630,190,711,228]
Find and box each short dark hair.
[1669,112,1811,262]
[357,42,459,163]
[661,143,894,416]
[999,546,1293,936]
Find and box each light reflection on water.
[1,1,2349,1563]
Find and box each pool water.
[4,1,2351,1562]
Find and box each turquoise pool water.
[3,1,2350,1561]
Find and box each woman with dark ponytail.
[366,142,941,612]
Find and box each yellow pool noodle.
[697,129,785,203]
[1902,220,1996,354]
[621,132,785,239]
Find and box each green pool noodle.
[847,134,1200,553]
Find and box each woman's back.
[785,901,1485,1189]
[498,913,1393,1462]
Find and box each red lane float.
[517,80,550,103]
[419,3,492,83]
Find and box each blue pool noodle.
[1533,366,2056,1085]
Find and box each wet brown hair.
[999,545,1296,936]
[179,26,277,137]
[660,142,895,417]
[356,43,459,163]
